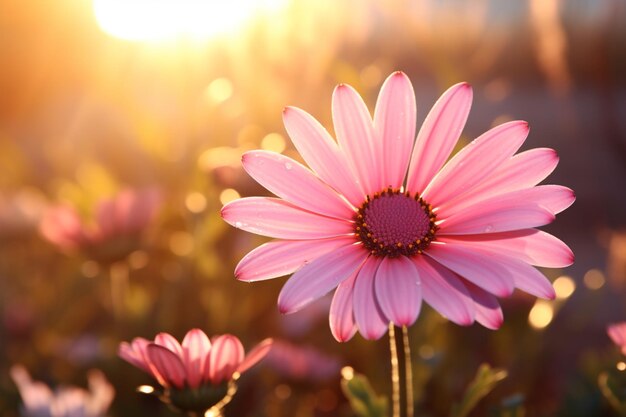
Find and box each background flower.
[39,187,162,263]
[608,322,626,355]
[10,365,114,417]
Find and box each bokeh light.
[186,192,208,213]
[219,188,241,205]
[261,133,287,153]
[528,301,554,330]
[553,275,576,299]
[584,269,606,290]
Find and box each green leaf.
[341,370,389,417]
[449,363,508,417]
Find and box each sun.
[93,0,287,41]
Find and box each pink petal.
[207,335,244,384]
[440,230,574,268]
[242,150,354,219]
[413,256,474,326]
[39,206,86,249]
[373,71,416,189]
[353,257,388,340]
[282,107,365,206]
[222,197,354,240]
[464,282,503,330]
[425,242,515,297]
[154,333,183,357]
[608,323,626,348]
[95,199,117,238]
[235,237,356,282]
[112,190,139,234]
[406,82,473,193]
[114,188,161,233]
[181,329,211,388]
[533,185,575,214]
[332,83,381,195]
[438,190,555,235]
[436,148,559,217]
[329,269,358,342]
[118,338,151,373]
[237,338,273,374]
[510,261,556,299]
[278,244,367,314]
[374,256,422,327]
[423,121,529,208]
[146,344,187,389]
[431,237,555,299]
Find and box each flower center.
[354,188,437,258]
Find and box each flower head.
[608,322,626,355]
[222,71,575,342]
[40,187,161,263]
[119,329,271,412]
[11,365,114,417]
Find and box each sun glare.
[93,0,287,41]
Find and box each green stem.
[389,323,400,417]
[402,326,414,417]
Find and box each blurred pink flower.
[11,365,114,417]
[0,190,47,239]
[608,322,626,355]
[118,329,272,389]
[222,71,575,342]
[39,187,161,262]
[265,340,341,381]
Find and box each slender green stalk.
[388,323,400,417]
[402,326,414,417]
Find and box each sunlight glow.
[93,0,288,41]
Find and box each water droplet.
[234,221,243,228]
[284,162,293,170]
[484,225,493,233]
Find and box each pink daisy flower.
[608,322,626,355]
[119,329,272,389]
[222,71,574,342]
[40,187,161,262]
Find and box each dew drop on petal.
[284,162,293,170]
[484,224,493,233]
